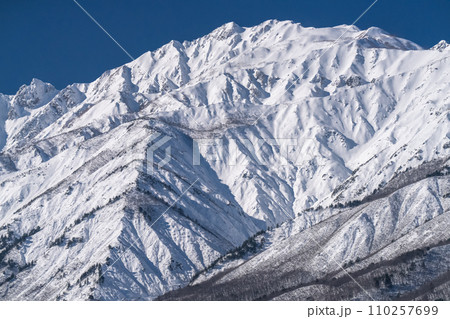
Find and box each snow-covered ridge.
[160,173,450,301]
[432,40,450,52]
[0,20,449,300]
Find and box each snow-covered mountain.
[0,20,449,300]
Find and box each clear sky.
[1,0,449,94]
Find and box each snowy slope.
[0,20,449,300]
[160,172,450,300]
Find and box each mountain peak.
[219,21,242,31]
[355,26,421,50]
[12,78,58,109]
[211,21,244,40]
[431,40,450,51]
[362,26,388,37]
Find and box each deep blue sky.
[1,0,449,94]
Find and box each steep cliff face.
[0,20,449,300]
